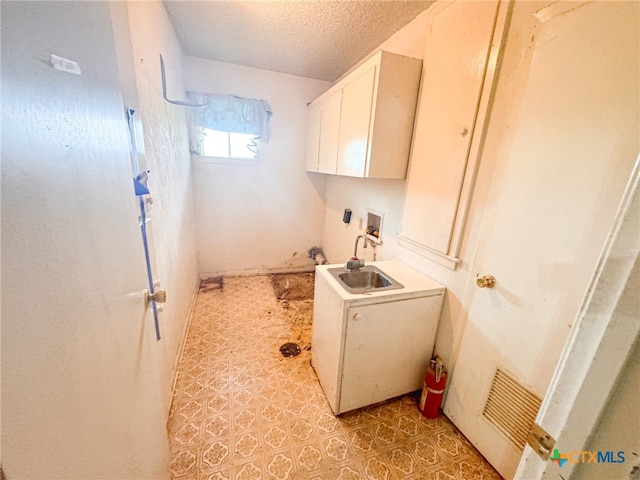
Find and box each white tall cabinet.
[305,51,422,179]
[398,1,505,268]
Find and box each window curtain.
[188,91,272,154]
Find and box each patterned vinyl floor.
[167,274,502,480]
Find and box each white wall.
[0,1,198,478]
[125,0,200,389]
[184,57,329,276]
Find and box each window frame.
[197,128,260,165]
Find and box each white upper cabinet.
[305,51,422,179]
[398,1,507,268]
[336,66,376,177]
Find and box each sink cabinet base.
[311,262,445,415]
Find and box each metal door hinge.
[527,423,556,460]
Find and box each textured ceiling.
[163,1,434,81]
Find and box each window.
[188,92,272,163]
[200,129,258,160]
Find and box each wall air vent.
[482,367,542,450]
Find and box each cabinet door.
[304,101,321,172]
[339,296,441,413]
[318,89,342,174]
[336,66,376,177]
[400,1,500,257]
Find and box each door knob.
[476,275,496,289]
[145,289,167,307]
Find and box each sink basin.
[328,265,404,294]
[340,270,390,289]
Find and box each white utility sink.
[327,265,404,294]
[311,260,445,414]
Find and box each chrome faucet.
[353,234,369,258]
[346,234,369,271]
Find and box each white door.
[516,160,640,479]
[1,1,171,476]
[444,2,640,478]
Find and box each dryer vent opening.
[482,367,542,450]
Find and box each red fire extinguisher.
[419,358,447,418]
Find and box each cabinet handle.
[353,313,362,321]
[460,127,469,137]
